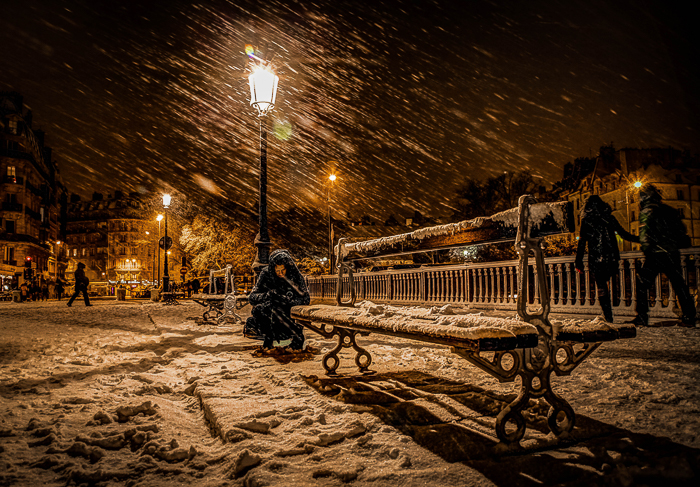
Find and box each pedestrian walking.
[575,195,639,322]
[629,184,695,327]
[19,281,29,302]
[67,263,92,307]
[244,249,310,351]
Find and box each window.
[82,248,87,256]
[73,248,77,257]
[8,120,18,134]
[5,220,15,233]
[678,208,685,219]
[677,189,685,200]
[7,166,16,177]
[631,211,636,221]
[119,247,126,255]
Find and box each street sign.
[159,236,173,250]
[180,267,188,275]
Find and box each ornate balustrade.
[305,248,700,319]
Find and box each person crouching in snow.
[244,249,310,351]
[575,195,638,323]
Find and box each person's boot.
[598,291,613,323]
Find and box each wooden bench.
[191,266,249,325]
[291,195,636,446]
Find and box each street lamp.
[248,60,279,276]
[327,173,336,273]
[156,214,163,286]
[162,195,171,295]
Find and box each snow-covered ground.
[0,299,698,486]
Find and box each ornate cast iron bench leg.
[299,322,372,375]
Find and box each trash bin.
[150,289,160,301]
[117,288,127,301]
[12,290,21,303]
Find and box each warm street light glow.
[248,65,279,115]
[156,214,163,222]
[162,194,171,208]
[56,241,61,245]
[145,231,150,235]
[249,56,279,276]
[329,174,336,182]
[634,181,642,188]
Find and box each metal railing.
[305,248,700,319]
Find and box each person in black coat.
[67,263,92,307]
[630,185,695,327]
[244,249,310,350]
[575,195,639,322]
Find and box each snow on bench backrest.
[338,201,573,261]
[209,265,235,295]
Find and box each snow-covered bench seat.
[291,303,538,354]
[292,195,636,447]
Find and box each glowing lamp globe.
[249,65,279,115]
[163,194,171,208]
[634,181,642,188]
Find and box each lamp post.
[156,214,163,286]
[327,173,336,273]
[162,195,171,294]
[248,60,279,276]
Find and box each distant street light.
[162,195,172,296]
[327,173,337,273]
[634,181,642,188]
[248,59,279,276]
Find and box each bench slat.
[291,304,538,352]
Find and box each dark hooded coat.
[638,186,690,254]
[246,250,310,349]
[575,195,638,270]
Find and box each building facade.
[66,191,183,293]
[0,92,67,289]
[564,147,700,250]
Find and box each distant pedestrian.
[67,263,92,307]
[41,280,49,301]
[629,185,695,327]
[575,195,639,322]
[191,278,201,295]
[20,282,29,302]
[55,279,65,301]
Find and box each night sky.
[1,0,698,221]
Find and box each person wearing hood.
[244,249,310,351]
[575,195,639,322]
[630,185,695,327]
[67,262,92,307]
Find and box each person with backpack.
[629,184,695,327]
[575,195,639,322]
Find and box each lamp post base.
[252,234,272,276]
